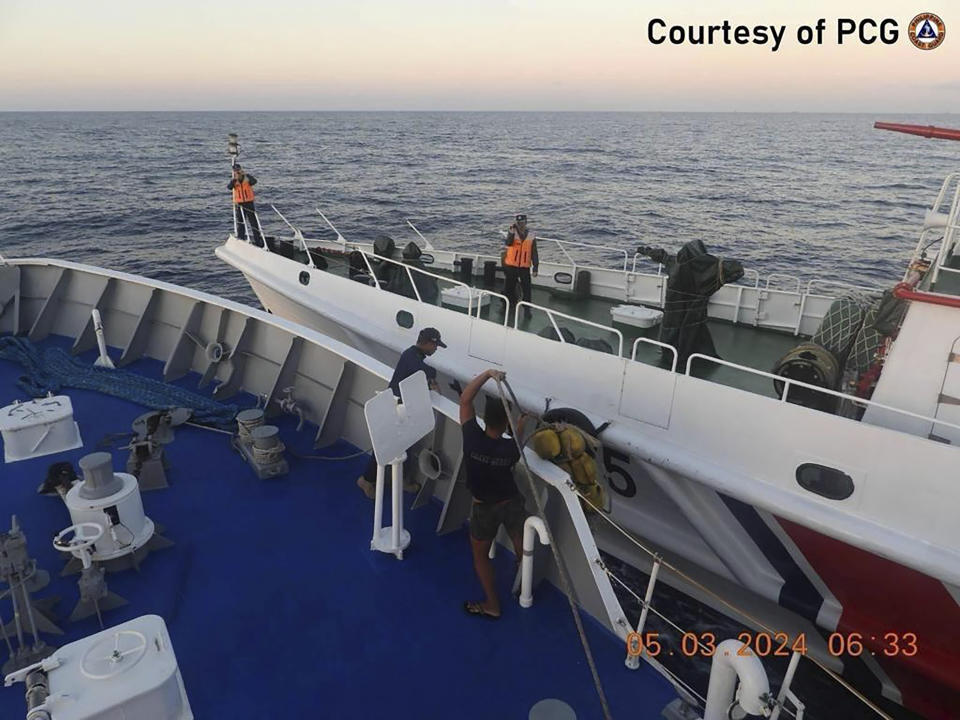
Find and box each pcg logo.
[908,13,945,50]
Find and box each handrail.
[271,205,315,269]
[469,287,511,323]
[315,208,348,247]
[358,250,510,326]
[685,353,960,435]
[538,235,630,273]
[517,301,624,357]
[405,219,435,251]
[893,282,960,309]
[631,337,678,373]
[764,274,801,293]
[739,268,760,288]
[805,278,882,296]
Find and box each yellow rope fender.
[531,422,607,514]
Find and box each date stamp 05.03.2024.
[625,631,918,659]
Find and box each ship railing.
[355,250,513,326]
[270,205,318,269]
[764,274,802,293]
[685,353,960,437]
[805,278,883,296]
[537,235,632,274]
[632,337,678,373]
[915,173,960,287]
[515,301,624,357]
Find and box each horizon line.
[1,109,957,115]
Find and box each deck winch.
[62,452,171,574]
[125,408,191,491]
[234,409,288,478]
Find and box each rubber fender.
[532,428,562,460]
[559,427,586,459]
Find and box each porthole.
[554,272,573,285]
[396,310,414,329]
[420,253,435,265]
[299,271,310,286]
[795,463,854,501]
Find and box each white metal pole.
[391,454,405,557]
[519,516,549,608]
[769,650,802,720]
[626,557,661,670]
[371,463,385,549]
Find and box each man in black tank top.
[459,369,528,620]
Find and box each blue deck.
[0,337,676,719]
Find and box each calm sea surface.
[1,111,950,718]
[1,112,958,305]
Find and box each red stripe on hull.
[778,518,960,719]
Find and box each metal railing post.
[625,556,661,670]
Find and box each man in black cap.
[357,327,447,498]
[502,214,538,320]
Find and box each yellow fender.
[530,424,607,514]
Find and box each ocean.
[0,111,953,719]
[1,111,957,305]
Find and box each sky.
[0,0,957,111]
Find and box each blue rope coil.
[0,336,238,428]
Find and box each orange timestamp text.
[626,631,807,658]
[625,631,918,659]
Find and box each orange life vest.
[232,179,255,204]
[504,230,534,268]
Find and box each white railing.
[764,273,801,293]
[685,353,960,436]
[357,250,512,326]
[270,205,316,269]
[632,337,678,373]
[539,236,632,273]
[805,278,882,296]
[517,301,624,356]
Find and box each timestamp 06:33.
[625,631,918,659]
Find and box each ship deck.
[0,336,677,719]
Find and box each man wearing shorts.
[459,368,527,620]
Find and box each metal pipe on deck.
[519,516,550,608]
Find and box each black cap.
[418,327,447,348]
[515,214,527,223]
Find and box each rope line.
[574,489,891,719]
[494,377,613,720]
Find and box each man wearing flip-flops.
[459,368,528,620]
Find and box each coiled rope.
[0,336,237,429]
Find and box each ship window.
[299,271,310,286]
[420,253,435,265]
[554,272,573,285]
[396,310,414,329]
[795,463,854,500]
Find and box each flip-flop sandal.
[463,601,500,620]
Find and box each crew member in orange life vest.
[502,214,539,320]
[228,165,263,246]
